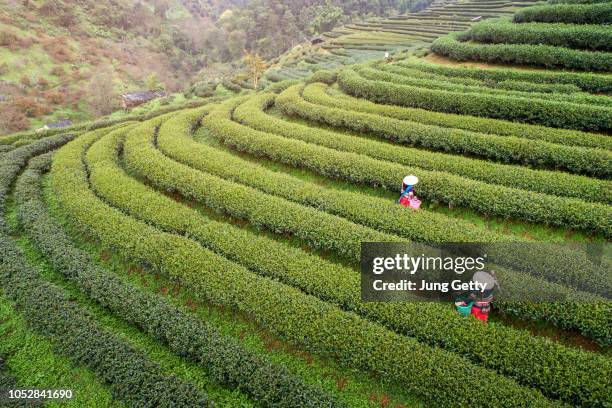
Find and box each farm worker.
[384,51,390,61]
[468,271,499,323]
[399,175,419,207]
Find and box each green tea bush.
[15,151,342,408]
[312,83,612,150]
[51,127,555,408]
[225,95,612,236]
[230,95,612,292]
[114,114,611,403]
[377,63,581,93]
[372,64,611,106]
[495,79,580,94]
[465,19,612,51]
[513,2,612,24]
[397,59,612,92]
[305,70,338,84]
[339,68,612,133]
[262,89,612,204]
[265,79,301,93]
[432,33,612,72]
[0,134,211,408]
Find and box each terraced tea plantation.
[264,0,542,85]
[1,0,611,407]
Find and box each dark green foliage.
[0,355,37,407]
[53,120,559,408]
[513,2,612,24]
[0,135,211,408]
[15,150,345,408]
[465,18,612,51]
[432,32,612,72]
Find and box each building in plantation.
[120,90,166,110]
[311,37,325,45]
[45,119,73,129]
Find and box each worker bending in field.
[399,175,421,210]
[456,271,499,323]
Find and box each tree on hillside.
[243,51,266,89]
[145,73,165,91]
[87,68,117,117]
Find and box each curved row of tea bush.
[17,148,344,408]
[227,96,612,295]
[464,19,612,51]
[513,2,612,24]
[375,63,582,94]
[339,68,612,134]
[88,112,612,406]
[370,64,612,107]
[132,118,403,263]
[134,104,611,302]
[51,128,556,408]
[220,96,612,238]
[293,81,612,180]
[431,33,612,72]
[0,135,212,408]
[294,85,612,204]
[169,106,612,339]
[312,83,612,151]
[396,59,612,93]
[257,90,612,204]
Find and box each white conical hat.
[403,175,419,185]
[472,271,497,290]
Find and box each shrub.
[494,79,580,94]
[50,65,65,77]
[16,151,343,408]
[207,100,611,346]
[465,18,612,51]
[432,33,612,72]
[266,87,612,205]
[369,64,611,107]
[513,2,612,24]
[53,123,561,408]
[397,59,612,92]
[265,79,301,93]
[339,68,612,133]
[306,69,337,84]
[0,106,30,134]
[0,134,211,408]
[45,90,65,105]
[315,83,611,150]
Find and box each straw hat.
[403,175,419,185]
[472,271,497,290]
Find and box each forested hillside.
[0,0,413,134]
